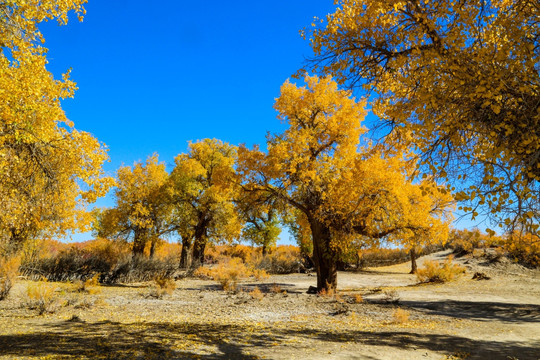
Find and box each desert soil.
[0,250,539,360]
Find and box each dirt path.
[0,250,539,359]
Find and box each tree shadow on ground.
[0,318,538,360]
[401,299,540,323]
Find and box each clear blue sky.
[40,0,339,242]
[40,0,479,242]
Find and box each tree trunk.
[149,239,157,259]
[262,244,268,257]
[190,216,208,269]
[132,231,146,257]
[179,237,193,269]
[310,219,338,292]
[410,246,418,274]
[191,237,206,269]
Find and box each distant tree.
[236,191,281,256]
[304,0,539,235]
[390,181,454,273]
[238,75,451,291]
[169,139,241,268]
[94,155,171,257]
[0,0,112,255]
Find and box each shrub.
[252,245,303,274]
[208,258,252,292]
[392,308,410,324]
[249,287,264,300]
[0,256,20,300]
[74,273,101,294]
[252,268,270,281]
[147,275,176,299]
[503,233,540,268]
[416,257,466,283]
[24,279,58,315]
[269,283,282,294]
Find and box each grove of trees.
[1,0,538,296]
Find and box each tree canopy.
[304,0,539,235]
[239,75,453,290]
[0,0,112,254]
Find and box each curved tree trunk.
[310,219,338,292]
[410,246,418,274]
[179,236,193,269]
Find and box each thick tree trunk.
[191,237,206,268]
[262,244,268,257]
[310,219,338,292]
[190,215,209,269]
[132,231,146,257]
[410,246,418,274]
[179,237,193,269]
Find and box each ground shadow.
[401,299,540,323]
[0,318,538,359]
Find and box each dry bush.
[417,257,466,283]
[252,245,303,274]
[24,279,59,315]
[503,233,540,268]
[223,244,255,263]
[269,283,282,294]
[252,268,269,281]
[392,308,410,324]
[74,273,101,294]
[147,275,176,299]
[352,293,363,304]
[249,287,264,300]
[20,238,177,284]
[0,256,20,300]
[193,266,213,279]
[209,258,252,292]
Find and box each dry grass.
[24,279,59,315]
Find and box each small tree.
[94,154,172,257]
[169,139,242,268]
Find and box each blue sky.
[40,1,339,242]
[39,0,480,242]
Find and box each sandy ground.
[0,250,539,360]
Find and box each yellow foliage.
[416,258,466,283]
[0,255,20,300]
[307,0,539,230]
[0,0,112,252]
[238,75,455,291]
